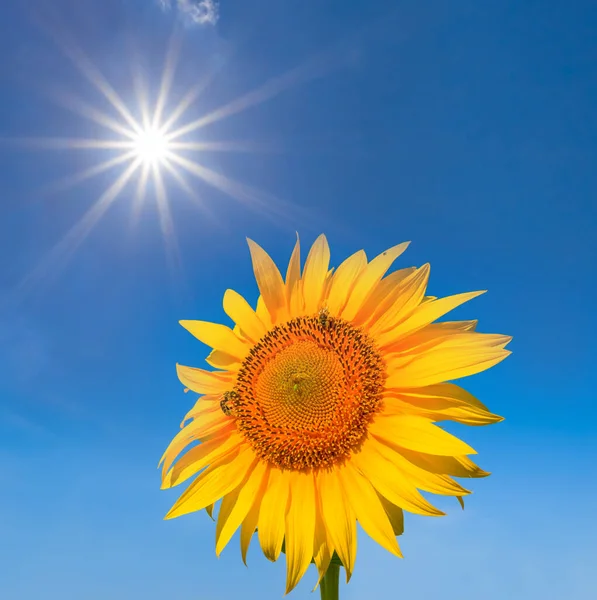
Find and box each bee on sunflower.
[160,235,510,598]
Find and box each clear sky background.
[1,1,596,599]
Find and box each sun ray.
[46,87,137,139]
[168,140,281,153]
[6,137,134,151]
[167,56,338,140]
[17,160,141,295]
[130,163,152,226]
[42,151,138,195]
[152,163,182,276]
[152,33,182,130]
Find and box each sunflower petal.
[370,414,476,456]
[216,460,268,556]
[247,239,288,324]
[223,289,267,344]
[284,472,316,594]
[386,337,512,388]
[369,264,431,334]
[351,442,445,516]
[339,465,402,557]
[341,243,410,321]
[377,494,404,536]
[179,321,249,361]
[162,430,241,488]
[355,267,416,326]
[286,233,301,296]
[240,483,263,565]
[398,449,490,478]
[317,469,357,581]
[312,503,334,590]
[159,411,232,474]
[383,387,504,426]
[165,447,256,519]
[326,250,367,316]
[372,440,471,497]
[175,364,234,395]
[377,291,486,347]
[302,234,331,314]
[258,468,290,562]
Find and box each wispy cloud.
[159,0,220,26]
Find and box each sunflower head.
[160,235,510,594]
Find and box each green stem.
[320,563,340,600]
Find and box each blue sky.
[1,0,596,598]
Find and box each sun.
[9,30,325,295]
[131,126,171,166]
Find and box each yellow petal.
[370,414,476,456]
[385,337,511,388]
[457,496,465,509]
[397,449,490,478]
[285,233,301,306]
[284,472,316,594]
[377,291,486,347]
[302,234,331,315]
[159,410,231,474]
[223,289,267,344]
[258,468,290,562]
[326,250,367,316]
[351,442,444,516]
[312,504,334,590]
[369,264,431,334]
[175,364,234,395]
[206,503,215,519]
[240,485,263,565]
[385,321,479,356]
[247,239,288,324]
[355,267,416,326]
[372,439,470,497]
[341,242,410,322]
[339,465,402,557]
[179,320,249,361]
[377,494,404,536]
[316,469,356,581]
[216,460,268,556]
[162,431,242,489]
[255,295,273,329]
[204,349,241,371]
[165,446,256,519]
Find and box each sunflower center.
[231,313,385,470]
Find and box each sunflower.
[160,235,510,595]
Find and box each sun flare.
[131,126,171,166]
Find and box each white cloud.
[159,0,219,26]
